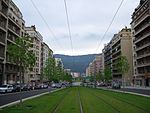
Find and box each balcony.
[137,62,150,68]
[8,16,21,29]
[134,23,150,36]
[0,45,5,59]
[134,9,150,27]
[0,9,7,18]
[0,19,7,31]
[137,50,150,60]
[135,32,150,44]
[0,33,6,44]
[8,24,20,36]
[2,0,9,6]
[136,42,150,51]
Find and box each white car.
[0,84,14,93]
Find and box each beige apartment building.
[41,42,53,81]
[86,54,103,77]
[131,0,150,86]
[0,0,25,84]
[25,26,43,83]
[111,27,133,86]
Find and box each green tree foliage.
[7,36,36,82]
[43,54,55,82]
[43,54,72,83]
[104,67,112,81]
[116,55,129,75]
[96,72,104,81]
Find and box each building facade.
[25,25,43,83]
[111,27,133,86]
[0,0,25,84]
[103,27,133,86]
[131,0,150,86]
[86,54,103,77]
[41,42,53,81]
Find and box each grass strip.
[0,88,70,113]
[97,88,150,112]
[88,87,150,113]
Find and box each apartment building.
[86,54,103,77]
[25,25,43,83]
[111,27,133,85]
[103,41,112,70]
[0,0,25,84]
[131,0,150,86]
[41,42,53,81]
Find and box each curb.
[0,88,65,109]
[98,87,150,98]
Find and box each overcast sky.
[14,0,140,55]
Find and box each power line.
[30,0,65,51]
[63,0,74,54]
[96,0,125,52]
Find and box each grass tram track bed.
[1,87,150,113]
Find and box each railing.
[0,21,6,30]
[136,42,150,51]
[8,25,20,36]
[134,23,150,36]
[0,36,6,44]
[0,48,5,58]
[135,32,150,44]
[3,0,9,5]
[0,9,7,17]
[134,9,149,26]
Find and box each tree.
[8,36,36,83]
[43,53,55,82]
[116,55,129,86]
[104,67,112,82]
[7,36,36,103]
[96,72,104,81]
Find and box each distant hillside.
[54,54,97,73]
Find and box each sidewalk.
[97,86,150,97]
[121,86,150,90]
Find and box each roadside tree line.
[88,55,129,85]
[8,36,72,84]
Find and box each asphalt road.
[118,88,150,96]
[0,88,55,106]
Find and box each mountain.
[54,54,97,73]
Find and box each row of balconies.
[134,17,149,32]
[137,66,150,74]
[134,23,150,36]
[137,46,150,58]
[135,31,150,44]
[8,24,20,35]
[133,1,149,25]
[136,40,150,51]
[3,0,9,6]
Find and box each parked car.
[51,83,62,88]
[112,81,121,89]
[0,84,14,93]
[43,84,48,89]
[56,83,62,88]
[51,83,56,88]
[12,84,21,92]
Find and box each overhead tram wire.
[63,0,74,54]
[95,0,125,52]
[30,0,65,51]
